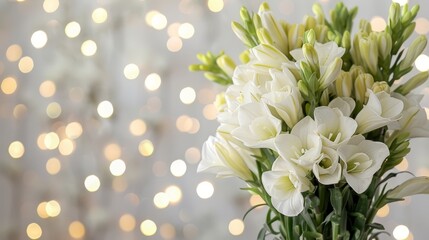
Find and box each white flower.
[389,93,429,138]
[355,90,404,134]
[198,134,257,181]
[262,158,312,216]
[249,44,289,73]
[262,86,304,129]
[231,102,282,149]
[328,97,356,117]
[313,147,342,185]
[314,106,357,149]
[232,64,271,87]
[274,116,322,171]
[337,135,389,194]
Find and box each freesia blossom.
[313,147,342,185]
[355,90,404,134]
[389,93,429,138]
[337,135,389,194]
[231,102,282,149]
[328,97,356,117]
[314,106,357,149]
[274,116,322,171]
[198,134,257,181]
[249,44,289,74]
[262,158,312,216]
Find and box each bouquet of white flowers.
[190,2,429,239]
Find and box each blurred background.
[0,0,428,239]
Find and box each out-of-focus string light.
[9,141,25,159]
[139,139,154,157]
[45,200,61,217]
[129,119,147,136]
[65,21,81,38]
[31,30,48,49]
[370,17,386,32]
[249,194,265,207]
[81,40,97,56]
[160,223,176,240]
[165,185,182,204]
[153,192,169,209]
[1,77,18,95]
[140,219,157,236]
[185,147,200,164]
[151,12,167,30]
[166,37,183,52]
[43,0,59,13]
[39,80,56,97]
[59,138,75,156]
[196,181,214,199]
[69,221,85,239]
[123,63,140,80]
[110,159,126,176]
[229,219,245,236]
[84,175,100,192]
[46,102,61,119]
[46,157,61,175]
[97,100,114,118]
[145,73,162,91]
[168,22,181,37]
[37,202,49,219]
[18,56,34,73]
[393,225,410,240]
[415,54,429,72]
[415,18,429,34]
[208,0,224,12]
[170,159,187,177]
[180,87,196,104]
[44,131,60,150]
[27,223,42,239]
[203,104,217,120]
[13,104,27,119]
[92,8,108,24]
[104,143,121,161]
[112,177,128,192]
[119,214,136,232]
[178,23,195,39]
[65,122,83,139]
[376,204,390,218]
[6,44,22,62]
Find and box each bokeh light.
[109,159,126,176]
[145,73,162,91]
[180,87,196,104]
[92,8,108,23]
[178,23,195,39]
[140,219,157,236]
[123,63,140,80]
[43,0,59,13]
[58,138,75,156]
[84,175,101,192]
[138,139,154,157]
[37,202,49,219]
[65,122,83,139]
[46,102,62,119]
[415,54,429,72]
[119,214,136,232]
[165,185,182,204]
[166,37,183,52]
[1,77,18,94]
[393,225,410,240]
[69,221,85,239]
[208,0,224,12]
[170,159,187,177]
[81,40,97,56]
[153,192,170,209]
[160,223,176,239]
[185,147,201,164]
[196,181,214,199]
[129,119,147,136]
[46,157,61,175]
[31,30,48,49]
[376,204,390,218]
[46,200,61,217]
[18,56,34,73]
[229,219,245,236]
[6,44,22,62]
[370,17,386,32]
[65,21,81,38]
[27,223,42,239]
[97,100,114,118]
[39,80,56,97]
[44,131,60,150]
[104,143,122,161]
[9,141,25,159]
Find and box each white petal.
[328,97,356,116]
[271,191,304,216]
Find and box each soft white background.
[0,0,428,239]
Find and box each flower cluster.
[191,2,429,239]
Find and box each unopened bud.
[319,57,342,90]
[359,34,378,75]
[256,27,274,46]
[312,3,325,24]
[359,19,371,34]
[354,73,374,103]
[389,3,401,28]
[298,80,310,97]
[304,29,316,45]
[231,21,252,47]
[288,24,305,50]
[399,35,427,71]
[303,43,319,74]
[342,31,351,49]
[377,32,393,60]
[320,88,330,106]
[395,71,429,95]
[304,16,317,30]
[216,55,236,77]
[239,50,250,64]
[349,65,365,80]
[240,6,251,22]
[371,81,390,94]
[214,92,226,112]
[258,2,270,13]
[335,71,353,97]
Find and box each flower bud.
[259,8,289,54]
[389,3,401,28]
[304,29,316,45]
[320,88,330,106]
[349,65,365,80]
[402,22,416,42]
[258,2,270,12]
[377,32,392,60]
[335,71,353,97]
[319,57,342,90]
[354,73,374,103]
[214,92,226,112]
[240,6,251,23]
[312,3,325,24]
[256,27,274,46]
[298,80,310,97]
[359,34,378,75]
[216,55,236,77]
[371,81,390,94]
[304,16,317,30]
[342,31,351,50]
[387,176,429,200]
[315,25,328,43]
[410,5,420,19]
[359,19,371,34]
[288,24,305,50]
[231,21,253,47]
[399,35,427,71]
[239,50,250,64]
[303,43,319,74]
[395,71,429,95]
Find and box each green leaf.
[330,188,343,216]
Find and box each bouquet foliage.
[191,2,429,239]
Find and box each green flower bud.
[371,81,390,94]
[288,24,305,50]
[377,32,392,60]
[258,7,289,54]
[256,27,274,46]
[359,19,371,34]
[231,21,253,47]
[359,34,379,75]
[354,73,374,103]
[216,55,236,77]
[401,11,412,25]
[335,71,353,97]
[349,65,365,80]
[204,72,218,81]
[312,3,325,24]
[402,22,416,42]
[303,43,319,74]
[197,53,211,65]
[389,3,401,28]
[410,5,420,19]
[319,57,342,90]
[399,35,427,71]
[304,16,317,30]
[240,6,251,23]
[315,25,328,43]
[214,92,226,112]
[239,50,250,64]
[342,31,351,49]
[253,13,262,29]
[258,2,270,12]
[300,61,313,81]
[304,29,316,45]
[395,71,429,95]
[188,64,200,72]
[320,88,330,106]
[298,80,310,97]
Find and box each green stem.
[332,221,340,240]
